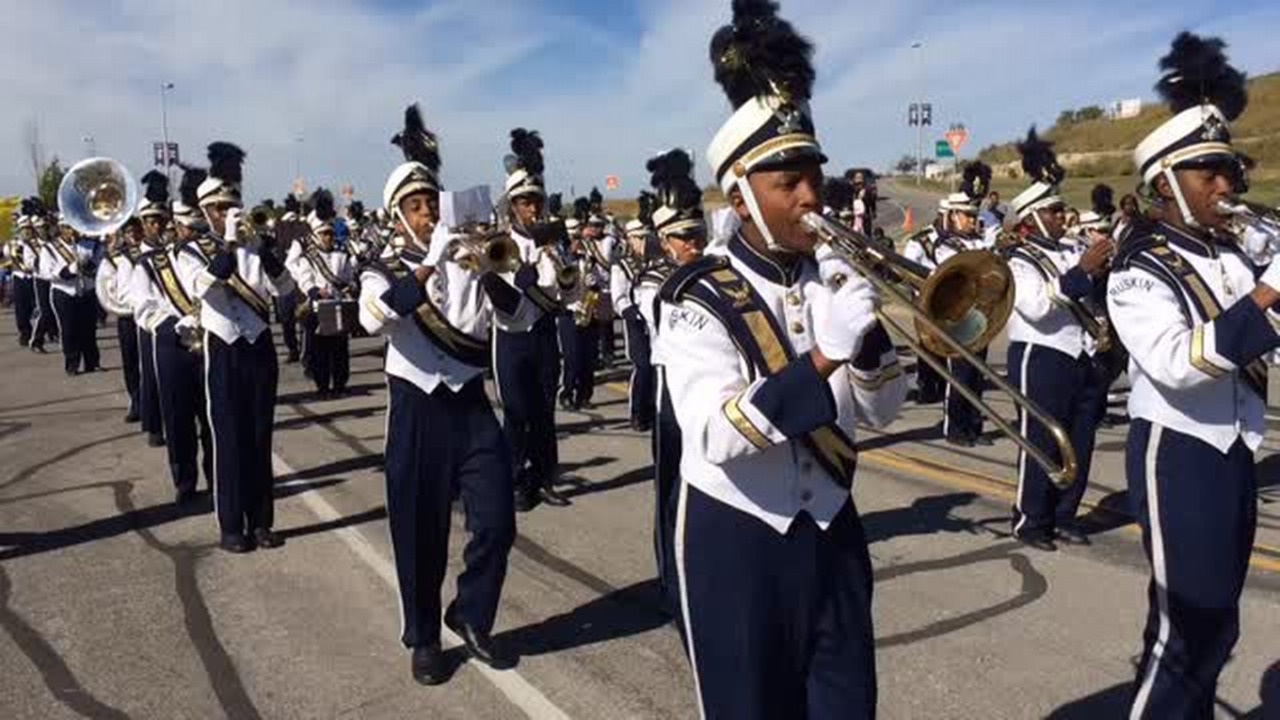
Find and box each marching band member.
[936,162,995,447]
[639,152,705,622]
[29,203,59,352]
[298,189,356,397]
[97,196,145,422]
[668,3,906,715]
[1108,34,1278,718]
[131,168,213,504]
[359,105,516,684]
[492,128,571,511]
[11,208,39,348]
[1005,128,1114,551]
[565,209,606,410]
[611,211,657,432]
[1075,184,1128,429]
[176,142,295,554]
[901,215,947,404]
[276,194,306,364]
[46,216,103,375]
[127,212,168,447]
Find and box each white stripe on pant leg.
[673,478,708,720]
[942,359,952,437]
[203,331,221,530]
[1130,425,1169,720]
[380,377,408,644]
[51,291,66,351]
[623,320,637,419]
[1014,345,1032,535]
[491,327,506,407]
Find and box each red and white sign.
[605,175,620,191]
[341,185,355,201]
[945,127,969,155]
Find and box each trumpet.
[1218,199,1280,234]
[444,224,520,273]
[801,212,1078,488]
[540,246,582,291]
[234,207,276,243]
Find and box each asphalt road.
[1,297,1278,718]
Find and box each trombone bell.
[58,157,139,236]
[915,250,1014,357]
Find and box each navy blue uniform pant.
[564,321,599,407]
[306,328,350,393]
[624,310,655,426]
[1008,342,1100,539]
[204,332,279,537]
[138,327,164,438]
[944,348,987,441]
[914,349,946,404]
[275,294,300,359]
[32,279,56,344]
[117,317,140,416]
[13,276,34,345]
[651,369,682,625]
[155,319,213,492]
[52,291,100,373]
[1125,420,1256,719]
[556,312,577,402]
[679,486,876,720]
[494,315,561,489]
[384,376,515,649]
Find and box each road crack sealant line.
[270,452,572,720]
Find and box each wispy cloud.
[3,0,1276,206]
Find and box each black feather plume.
[260,199,276,210]
[207,142,246,184]
[348,200,365,222]
[960,161,992,200]
[823,177,854,211]
[391,104,441,173]
[637,191,658,226]
[547,193,563,217]
[178,165,206,208]
[1156,32,1248,121]
[141,170,169,205]
[1091,184,1116,217]
[310,188,336,222]
[647,149,702,211]
[710,0,815,109]
[589,187,603,213]
[573,197,590,222]
[283,195,301,215]
[26,197,47,217]
[1017,127,1065,186]
[508,129,545,177]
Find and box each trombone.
[802,212,1079,489]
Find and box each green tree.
[38,157,65,211]
[1056,109,1077,127]
[1075,105,1105,122]
[894,155,918,174]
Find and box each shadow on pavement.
[1046,682,1131,718]
[563,465,654,500]
[496,579,670,663]
[862,492,978,545]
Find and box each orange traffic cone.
[901,206,914,233]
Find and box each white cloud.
[3,0,1276,207]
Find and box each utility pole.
[160,82,175,187]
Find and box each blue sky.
[3,0,1277,207]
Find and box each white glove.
[426,223,470,268]
[810,273,879,362]
[223,207,244,243]
[814,243,860,289]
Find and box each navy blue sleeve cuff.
[306,287,321,302]
[58,267,76,280]
[381,273,426,317]
[208,252,235,280]
[480,272,522,315]
[851,322,893,371]
[1058,266,1093,300]
[751,355,838,439]
[1213,296,1280,366]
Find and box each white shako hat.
[307,188,337,234]
[624,218,648,237]
[503,129,546,200]
[704,0,826,251]
[171,165,207,228]
[648,149,706,240]
[1076,184,1117,232]
[1010,127,1066,227]
[382,104,443,214]
[196,142,246,208]
[1133,32,1249,226]
[136,170,171,218]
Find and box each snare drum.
[315,299,358,336]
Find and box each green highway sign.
[935,140,954,159]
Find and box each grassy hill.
[975,72,1280,206]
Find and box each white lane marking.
[271,453,572,720]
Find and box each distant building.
[1108,98,1143,120]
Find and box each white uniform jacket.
[46,238,101,297]
[1107,222,1280,453]
[661,235,907,534]
[492,228,563,333]
[174,235,296,345]
[1005,234,1094,359]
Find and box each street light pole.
[911,41,924,186]
[160,82,175,187]
[81,135,96,158]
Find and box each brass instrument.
[540,246,582,291]
[57,157,139,236]
[235,207,276,242]
[446,225,520,274]
[1219,199,1280,234]
[801,212,1079,488]
[178,299,204,354]
[576,285,601,327]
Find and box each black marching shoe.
[1015,534,1057,552]
[175,486,199,506]
[945,435,975,448]
[411,644,450,686]
[286,351,300,364]
[1055,524,1092,547]
[539,485,572,507]
[124,408,140,423]
[513,486,539,514]
[147,432,166,448]
[444,604,510,669]
[972,434,995,447]
[220,533,255,554]
[253,528,284,549]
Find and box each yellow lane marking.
[602,380,1280,573]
